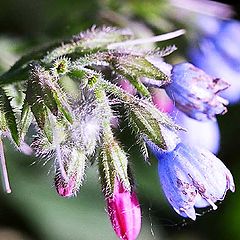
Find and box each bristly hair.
[72,25,133,43]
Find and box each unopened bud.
[106,178,141,240]
[55,147,86,197]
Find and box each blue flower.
[171,108,220,154]
[189,18,240,104]
[165,62,229,121]
[147,141,234,220]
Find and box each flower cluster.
[0,27,234,240]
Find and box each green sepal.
[101,80,181,149]
[98,147,116,197]
[127,102,166,149]
[52,89,73,124]
[68,69,86,80]
[117,54,170,80]
[99,139,131,197]
[42,110,54,143]
[43,87,59,117]
[0,110,7,131]
[126,96,181,149]
[26,77,53,142]
[110,141,130,191]
[19,98,33,140]
[44,81,73,124]
[27,65,73,126]
[65,148,86,194]
[40,70,73,123]
[109,52,170,97]
[26,77,47,130]
[31,67,59,117]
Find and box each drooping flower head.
[166,62,229,121]
[148,141,235,220]
[0,25,234,239]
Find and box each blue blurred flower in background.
[175,110,220,154]
[189,17,240,104]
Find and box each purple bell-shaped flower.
[166,62,229,121]
[148,142,234,220]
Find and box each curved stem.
[107,29,185,49]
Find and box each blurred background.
[0,0,240,239]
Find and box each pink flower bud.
[54,147,86,197]
[119,79,137,95]
[55,174,77,197]
[151,88,173,113]
[107,179,141,240]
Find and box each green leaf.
[0,65,29,85]
[42,27,133,64]
[73,26,133,49]
[0,40,61,85]
[0,88,19,145]
[5,41,60,72]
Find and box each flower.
[166,62,229,121]
[106,179,141,240]
[173,109,220,154]
[151,88,173,113]
[189,17,240,104]
[147,141,235,220]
